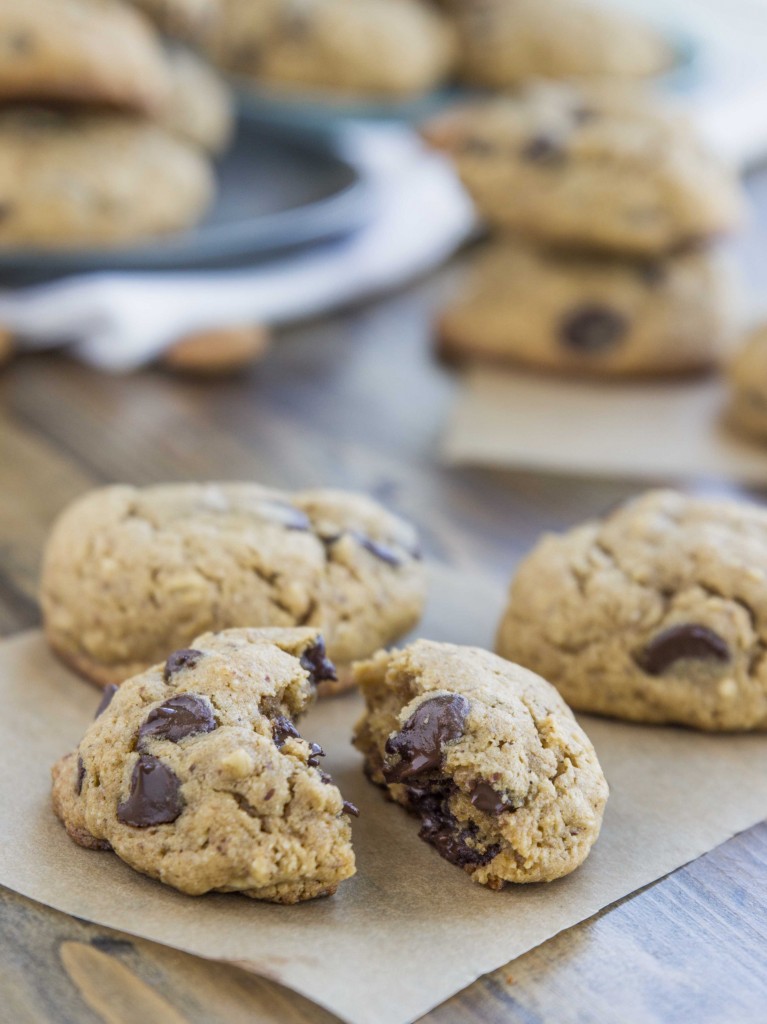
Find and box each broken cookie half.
[353,640,607,888]
[52,627,357,904]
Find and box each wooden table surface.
[3,173,767,1022]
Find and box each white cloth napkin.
[0,125,475,371]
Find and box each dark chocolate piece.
[272,715,301,748]
[470,781,509,816]
[636,624,730,675]
[95,683,118,718]
[342,800,360,818]
[138,694,215,746]
[560,305,628,353]
[75,756,85,795]
[300,637,337,686]
[116,754,183,827]
[409,784,500,868]
[384,694,470,784]
[522,135,565,164]
[307,741,325,768]
[258,500,310,531]
[163,648,203,682]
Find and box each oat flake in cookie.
[40,482,425,693]
[497,489,767,731]
[353,640,607,887]
[51,627,357,903]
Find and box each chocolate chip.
[300,637,337,686]
[95,683,118,718]
[384,694,470,784]
[342,800,360,817]
[409,784,500,868]
[307,741,325,767]
[272,715,300,748]
[138,694,215,746]
[560,305,628,353]
[522,135,565,164]
[76,756,85,795]
[469,782,510,815]
[572,106,597,125]
[319,770,333,785]
[116,754,183,827]
[636,624,730,675]
[163,648,203,682]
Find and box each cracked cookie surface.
[438,238,736,378]
[0,0,171,114]
[52,627,357,903]
[41,482,425,692]
[497,490,767,731]
[353,640,607,887]
[424,81,743,256]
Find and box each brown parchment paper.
[443,368,767,483]
[2,564,767,1024]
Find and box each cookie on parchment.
[0,0,171,113]
[52,627,357,903]
[353,640,608,887]
[496,490,767,731]
[446,0,671,88]
[727,326,767,442]
[41,482,426,692]
[201,0,456,98]
[424,82,744,256]
[0,109,214,247]
[438,239,736,378]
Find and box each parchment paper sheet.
[2,565,767,1024]
[442,368,767,483]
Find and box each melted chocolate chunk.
[560,305,628,353]
[342,800,360,818]
[384,694,470,783]
[272,715,301,748]
[138,694,215,746]
[95,683,118,718]
[470,781,509,816]
[638,261,666,287]
[117,754,183,827]
[522,135,565,164]
[300,637,337,686]
[409,784,500,868]
[75,756,85,795]
[636,624,730,675]
[163,648,203,682]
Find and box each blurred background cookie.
[161,45,234,153]
[727,325,767,441]
[443,0,672,88]
[0,0,172,113]
[201,0,456,98]
[127,0,219,44]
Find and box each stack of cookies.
[0,0,234,249]
[427,81,746,379]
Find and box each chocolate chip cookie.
[0,0,171,113]
[497,489,767,731]
[52,627,357,903]
[353,640,607,887]
[424,82,744,256]
[201,0,456,98]
[41,483,425,693]
[727,325,767,442]
[446,0,672,88]
[0,109,214,247]
[438,239,736,378]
